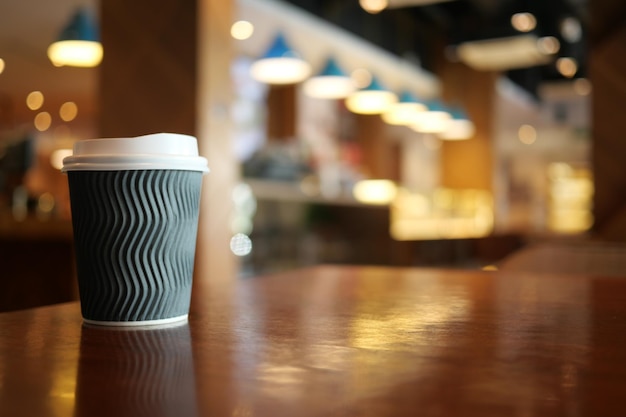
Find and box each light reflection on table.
[2,265,625,417]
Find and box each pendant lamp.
[345,76,397,115]
[303,57,355,99]
[250,32,311,84]
[381,90,427,125]
[47,8,102,68]
[411,99,451,134]
[438,107,475,140]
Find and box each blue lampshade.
[250,32,311,84]
[381,90,427,125]
[449,106,469,121]
[57,8,99,42]
[47,7,102,67]
[345,75,397,114]
[303,57,355,99]
[424,99,449,113]
[318,57,346,77]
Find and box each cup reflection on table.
[75,322,198,417]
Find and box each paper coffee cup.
[63,133,209,326]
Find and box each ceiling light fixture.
[456,35,556,71]
[381,90,427,125]
[411,100,451,133]
[303,57,355,99]
[345,76,397,115]
[250,32,311,84]
[47,7,102,68]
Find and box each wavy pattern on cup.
[68,170,202,323]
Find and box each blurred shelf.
[0,212,73,241]
[245,178,388,209]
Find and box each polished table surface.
[1,265,626,416]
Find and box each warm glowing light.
[231,20,254,40]
[556,57,578,78]
[391,187,494,240]
[0,58,5,74]
[353,179,397,205]
[47,40,103,67]
[34,111,52,131]
[230,233,253,256]
[411,111,451,134]
[359,0,388,14]
[381,93,427,126]
[59,101,78,122]
[250,34,311,84]
[536,36,560,55]
[548,163,594,233]
[304,75,355,99]
[573,78,592,96]
[345,89,397,115]
[303,58,355,99]
[438,119,475,140]
[250,57,311,84]
[511,12,537,32]
[26,91,44,110]
[457,35,552,71]
[518,124,537,144]
[50,148,73,170]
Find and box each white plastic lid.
[62,133,209,173]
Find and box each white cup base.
[82,314,189,328]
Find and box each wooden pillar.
[98,0,198,137]
[98,0,238,281]
[354,114,400,180]
[438,60,496,192]
[196,0,238,284]
[266,85,296,141]
[589,0,626,241]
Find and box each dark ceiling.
[282,0,588,98]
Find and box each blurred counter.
[0,213,77,312]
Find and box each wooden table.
[1,265,626,416]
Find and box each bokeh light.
[511,12,537,32]
[34,111,52,131]
[230,233,253,256]
[59,101,78,122]
[518,124,537,144]
[360,0,387,14]
[27,91,44,110]
[231,20,254,40]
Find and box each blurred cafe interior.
[0,0,624,311]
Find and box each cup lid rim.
[61,133,210,173]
